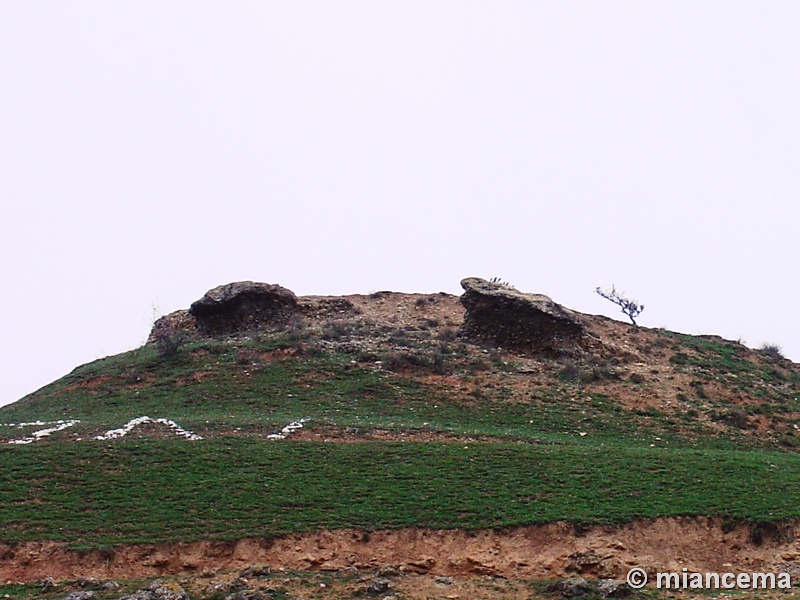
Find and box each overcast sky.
[2,2,798,408]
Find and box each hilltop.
[5,278,797,447]
[2,279,800,599]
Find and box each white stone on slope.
[266,418,310,440]
[6,420,80,445]
[94,416,202,441]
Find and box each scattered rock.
[459,277,585,355]
[39,577,56,590]
[226,577,248,592]
[239,563,271,578]
[597,579,631,598]
[189,281,298,335]
[119,580,189,600]
[376,565,400,577]
[434,575,454,586]
[367,577,391,594]
[550,577,630,598]
[550,576,593,598]
[150,580,189,600]
[61,592,94,600]
[338,566,361,577]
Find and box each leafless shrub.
[759,342,784,360]
[490,276,515,289]
[152,329,187,359]
[321,319,360,341]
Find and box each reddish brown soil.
[3,518,800,584]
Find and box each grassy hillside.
[2,439,800,550]
[1,291,799,549]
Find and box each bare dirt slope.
[3,518,800,583]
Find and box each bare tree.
[595,285,645,325]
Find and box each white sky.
[2,2,799,408]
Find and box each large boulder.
[189,281,298,335]
[459,277,585,355]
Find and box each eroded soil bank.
[3,517,800,583]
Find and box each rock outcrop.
[147,310,197,345]
[458,277,585,355]
[189,281,298,336]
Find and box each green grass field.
[1,438,798,549]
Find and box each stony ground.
[12,568,800,600]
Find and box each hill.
[2,279,800,598]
